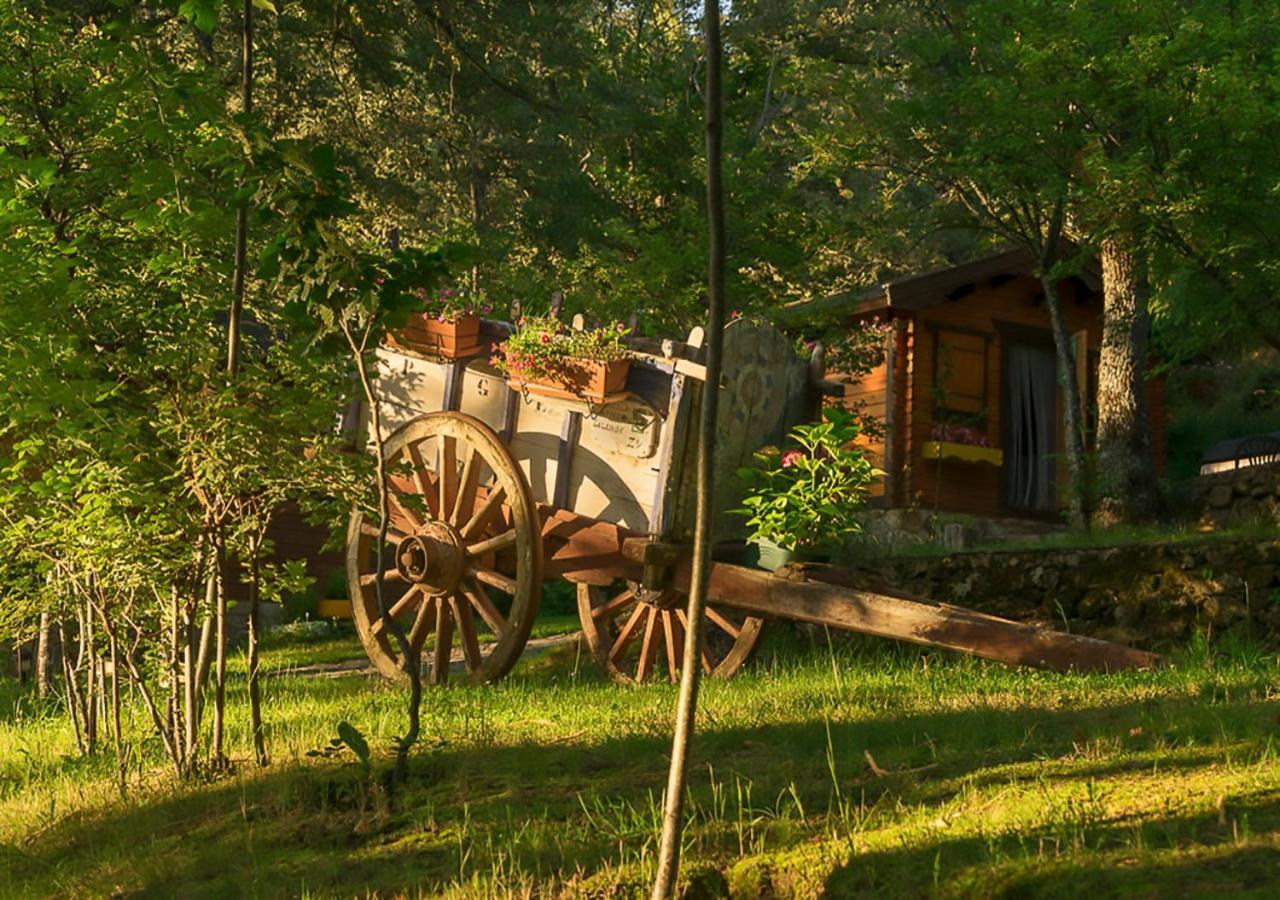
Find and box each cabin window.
[932,328,990,423]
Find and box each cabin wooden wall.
[907,275,1104,518]
[833,352,889,499]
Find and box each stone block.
[1207,484,1234,508]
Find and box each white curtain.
[1005,343,1057,511]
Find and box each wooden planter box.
[392,314,483,358]
[508,358,631,403]
[921,440,1003,466]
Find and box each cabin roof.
[778,242,1102,325]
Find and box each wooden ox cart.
[345,317,1157,685]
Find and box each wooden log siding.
[909,275,1103,517]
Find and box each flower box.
[921,440,1003,466]
[507,357,630,403]
[392,313,483,358]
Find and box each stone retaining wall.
[847,538,1280,647]
[1185,462,1280,528]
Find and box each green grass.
[2,629,1280,897]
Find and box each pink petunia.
[780,450,804,468]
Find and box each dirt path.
[282,631,583,679]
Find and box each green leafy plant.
[415,285,493,323]
[736,408,882,552]
[492,316,631,381]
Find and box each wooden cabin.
[790,247,1166,519]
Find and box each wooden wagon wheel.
[577,584,764,684]
[346,412,543,685]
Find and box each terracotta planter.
[392,314,482,358]
[508,358,630,403]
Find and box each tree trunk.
[1094,231,1160,525]
[652,1,727,895]
[1039,276,1090,531]
[247,537,268,767]
[212,537,227,766]
[34,613,52,698]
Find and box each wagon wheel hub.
[394,521,465,596]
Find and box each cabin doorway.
[1004,341,1058,512]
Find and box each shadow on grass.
[820,787,1280,897]
[2,664,1277,898]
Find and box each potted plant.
[736,408,882,570]
[391,286,492,358]
[493,316,632,403]
[923,421,1003,466]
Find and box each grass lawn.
[2,626,1279,897]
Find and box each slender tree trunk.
[1039,276,1090,531]
[83,602,98,754]
[212,536,228,765]
[652,2,727,895]
[34,613,52,698]
[1094,231,1160,525]
[247,537,267,767]
[189,579,216,756]
[59,622,85,753]
[226,0,253,377]
[345,324,422,787]
[168,586,186,774]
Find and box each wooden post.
[652,1,727,895]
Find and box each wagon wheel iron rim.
[576,583,764,684]
[346,412,543,685]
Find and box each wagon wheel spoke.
[370,586,425,637]
[460,576,507,638]
[359,521,410,543]
[450,594,483,674]
[404,440,434,506]
[662,611,682,683]
[438,434,458,523]
[470,566,519,596]
[359,568,405,588]
[461,486,507,541]
[592,589,635,620]
[388,488,424,532]
[636,609,660,682]
[464,529,517,558]
[705,606,741,640]
[407,594,436,651]
[608,604,648,665]
[451,447,480,527]
[429,598,454,685]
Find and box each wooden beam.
[616,539,1160,674]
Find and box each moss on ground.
[2,632,1279,896]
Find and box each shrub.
[735,407,882,551]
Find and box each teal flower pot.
[746,538,796,571]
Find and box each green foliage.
[417,285,493,324]
[736,408,881,551]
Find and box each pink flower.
[540,333,552,344]
[731,310,741,320]
[437,314,447,323]
[482,304,492,314]
[781,450,804,468]
[615,322,626,332]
